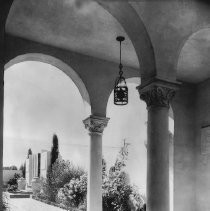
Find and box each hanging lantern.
[114,36,128,105]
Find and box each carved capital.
[83,115,110,135]
[137,80,178,108]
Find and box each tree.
[103,141,131,211]
[45,134,60,201]
[102,139,144,211]
[43,159,85,202]
[27,148,32,158]
[3,167,10,170]
[19,163,26,178]
[50,134,59,168]
[102,157,107,179]
[3,166,18,170]
[10,165,17,170]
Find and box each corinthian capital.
[137,79,178,108]
[83,115,110,135]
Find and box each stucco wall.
[40,151,51,179]
[172,84,196,211]
[195,79,210,211]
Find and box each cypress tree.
[27,148,32,158]
[50,134,59,168]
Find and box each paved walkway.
[7,197,65,211]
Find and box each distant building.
[40,150,51,179]
[26,150,50,187]
[25,155,33,186]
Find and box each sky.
[3,61,174,195]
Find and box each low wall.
[3,170,22,185]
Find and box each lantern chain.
[119,39,123,77]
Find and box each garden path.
[7,197,65,211]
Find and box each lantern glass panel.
[114,78,128,105]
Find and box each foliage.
[7,185,18,192]
[50,134,59,168]
[7,173,21,192]
[3,165,18,170]
[3,167,10,170]
[10,165,17,170]
[27,148,32,158]
[128,185,145,211]
[103,171,132,211]
[141,204,146,211]
[42,158,85,202]
[44,134,60,202]
[56,173,87,208]
[19,162,26,178]
[102,157,107,179]
[36,140,145,211]
[102,140,144,211]
[2,194,9,211]
[7,173,21,186]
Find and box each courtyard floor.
[6,197,64,211]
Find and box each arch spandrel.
[97,1,156,83]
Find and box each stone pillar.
[0,1,14,208]
[137,81,176,211]
[0,63,3,207]
[83,115,109,211]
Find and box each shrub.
[2,194,9,211]
[103,171,132,211]
[7,184,18,192]
[56,173,87,208]
[128,186,145,211]
[7,173,21,192]
[102,141,144,211]
[41,158,85,202]
[37,140,145,211]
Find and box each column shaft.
[147,106,169,211]
[138,81,177,211]
[88,133,102,211]
[83,115,109,211]
[0,64,3,208]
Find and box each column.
[0,63,3,209]
[83,115,109,211]
[0,1,14,208]
[137,81,176,211]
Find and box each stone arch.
[98,1,156,82]
[6,0,156,84]
[176,26,210,83]
[4,53,91,116]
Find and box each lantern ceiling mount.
[114,36,128,106]
[116,36,125,42]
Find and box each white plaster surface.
[6,0,138,69]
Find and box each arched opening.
[4,57,91,209]
[5,54,91,115]
[177,27,210,83]
[3,1,157,210]
[105,78,175,211]
[104,77,147,207]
